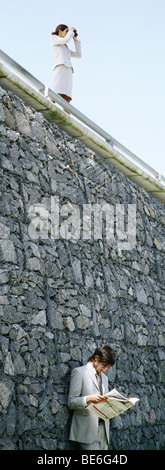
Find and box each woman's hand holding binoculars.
[69,27,78,39]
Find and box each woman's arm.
[52,30,74,46]
[70,40,82,58]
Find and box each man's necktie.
[96,372,102,395]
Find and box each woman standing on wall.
[51,24,82,106]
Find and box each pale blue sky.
[1,0,165,176]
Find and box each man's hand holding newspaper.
[87,388,139,420]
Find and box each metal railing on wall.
[0,48,165,191]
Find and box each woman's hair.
[51,24,68,36]
[88,345,116,366]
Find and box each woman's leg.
[59,94,71,113]
[59,94,71,102]
[51,94,71,113]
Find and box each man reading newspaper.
[68,344,139,450]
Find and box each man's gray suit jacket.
[68,361,109,445]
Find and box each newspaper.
[87,388,139,420]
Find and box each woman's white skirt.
[52,65,73,99]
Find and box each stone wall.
[0,86,165,450]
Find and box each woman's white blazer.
[51,31,81,71]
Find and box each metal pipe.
[48,87,114,143]
[48,88,160,180]
[0,49,45,93]
[0,48,164,185]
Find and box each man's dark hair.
[88,345,115,366]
